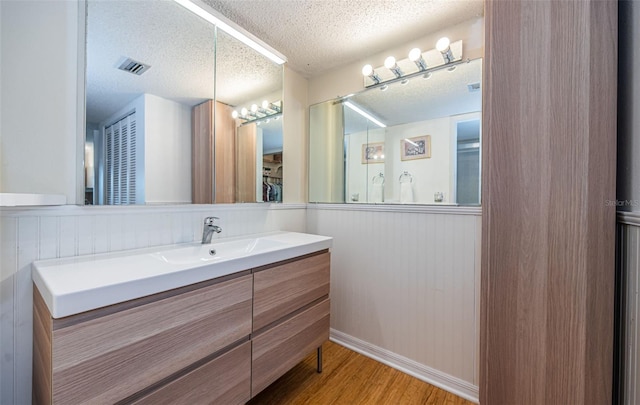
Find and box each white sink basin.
[150,236,288,265]
[33,231,332,318]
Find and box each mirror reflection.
[309,58,482,205]
[214,29,283,203]
[85,0,283,205]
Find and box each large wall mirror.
[309,58,482,206]
[85,0,283,205]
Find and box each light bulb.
[408,48,422,62]
[251,104,258,113]
[384,56,403,78]
[362,64,374,77]
[241,107,248,116]
[436,37,450,52]
[265,119,270,123]
[262,100,269,109]
[384,56,397,69]
[380,84,389,91]
[232,110,239,119]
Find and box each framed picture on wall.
[361,142,385,164]
[401,135,431,161]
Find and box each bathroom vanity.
[32,232,331,404]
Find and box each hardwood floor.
[248,341,474,405]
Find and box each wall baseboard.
[329,329,479,403]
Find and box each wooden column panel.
[33,288,53,405]
[481,1,617,404]
[192,100,213,204]
[192,100,236,204]
[236,124,257,202]
[214,101,236,203]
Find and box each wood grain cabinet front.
[34,274,253,405]
[33,251,331,404]
[252,298,330,395]
[251,251,331,398]
[131,341,252,405]
[253,251,330,331]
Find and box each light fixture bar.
[233,100,283,125]
[173,0,287,65]
[343,101,386,128]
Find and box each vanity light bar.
[173,0,287,65]
[362,38,463,88]
[233,100,283,125]
[343,101,386,128]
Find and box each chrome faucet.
[201,216,222,244]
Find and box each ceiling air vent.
[467,82,481,92]
[117,57,151,76]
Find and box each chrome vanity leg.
[317,346,323,373]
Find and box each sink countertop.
[32,231,332,318]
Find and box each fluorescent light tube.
[174,0,287,65]
[343,101,386,128]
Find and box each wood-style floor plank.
[248,341,475,405]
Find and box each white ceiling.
[203,0,483,78]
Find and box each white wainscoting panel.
[0,203,305,405]
[307,204,481,401]
[619,212,640,405]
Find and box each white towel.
[370,183,384,203]
[399,182,413,203]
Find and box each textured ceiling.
[86,0,281,124]
[203,0,484,77]
[86,0,483,127]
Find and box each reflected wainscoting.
[0,203,305,405]
[306,204,481,402]
[618,211,640,405]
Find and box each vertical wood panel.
[214,102,236,203]
[192,100,213,204]
[481,1,617,403]
[32,288,52,405]
[236,124,257,202]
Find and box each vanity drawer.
[132,341,251,405]
[47,274,252,404]
[251,298,330,396]
[253,251,330,331]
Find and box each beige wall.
[308,17,484,106]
